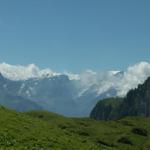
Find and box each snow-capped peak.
[0,63,60,81]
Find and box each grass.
[0,107,149,149]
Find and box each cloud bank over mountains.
[0,61,150,97]
[0,61,149,116]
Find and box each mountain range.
[0,61,149,116]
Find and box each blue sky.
[0,0,150,72]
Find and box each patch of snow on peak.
[63,72,80,80]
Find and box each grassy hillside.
[0,107,149,149]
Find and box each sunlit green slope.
[0,106,149,149]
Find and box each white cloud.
[116,61,150,96]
